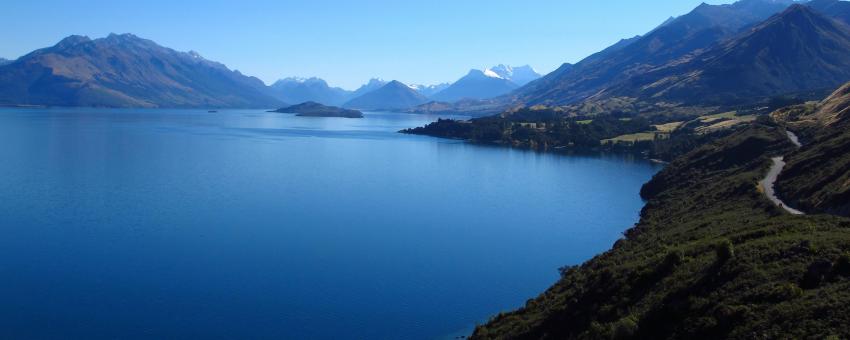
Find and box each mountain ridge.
[431,69,518,102]
[269,77,351,106]
[342,80,429,110]
[0,33,282,108]
[507,0,798,107]
[603,4,850,105]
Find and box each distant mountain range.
[268,77,451,108]
[270,65,541,110]
[269,77,350,106]
[431,65,543,102]
[269,77,388,107]
[343,80,429,110]
[269,66,540,109]
[431,69,520,102]
[0,34,282,108]
[5,0,847,113]
[271,65,541,110]
[0,33,541,110]
[350,78,388,99]
[409,83,451,97]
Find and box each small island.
[271,101,364,118]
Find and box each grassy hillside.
[471,122,850,339]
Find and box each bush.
[586,321,611,339]
[770,283,803,301]
[833,253,850,277]
[802,260,833,289]
[559,265,578,279]
[716,239,735,263]
[612,316,638,340]
[660,249,685,274]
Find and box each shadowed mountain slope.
[0,34,283,108]
[509,0,797,106]
[776,81,850,216]
[606,5,850,106]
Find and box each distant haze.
[1,0,735,89]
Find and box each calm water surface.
[0,108,662,339]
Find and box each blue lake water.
[0,108,662,339]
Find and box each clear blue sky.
[1,0,734,90]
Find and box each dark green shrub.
[612,316,638,340]
[559,265,578,279]
[833,253,850,277]
[716,239,735,263]
[663,250,685,267]
[659,249,685,274]
[802,260,833,289]
[770,283,803,301]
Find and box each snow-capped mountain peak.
[482,69,504,79]
[488,64,513,78]
[485,64,541,86]
[274,77,331,86]
[408,82,451,97]
[277,76,310,83]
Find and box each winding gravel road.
[759,131,804,215]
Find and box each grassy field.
[601,111,758,146]
[653,121,684,133]
[700,111,740,123]
[602,131,669,145]
[695,114,756,134]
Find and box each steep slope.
[431,69,519,102]
[0,34,281,108]
[776,82,850,216]
[269,77,351,106]
[511,0,796,106]
[342,80,428,110]
[473,120,850,339]
[611,5,850,106]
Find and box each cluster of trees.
[403,107,655,149]
[404,107,774,162]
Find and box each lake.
[0,108,662,339]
